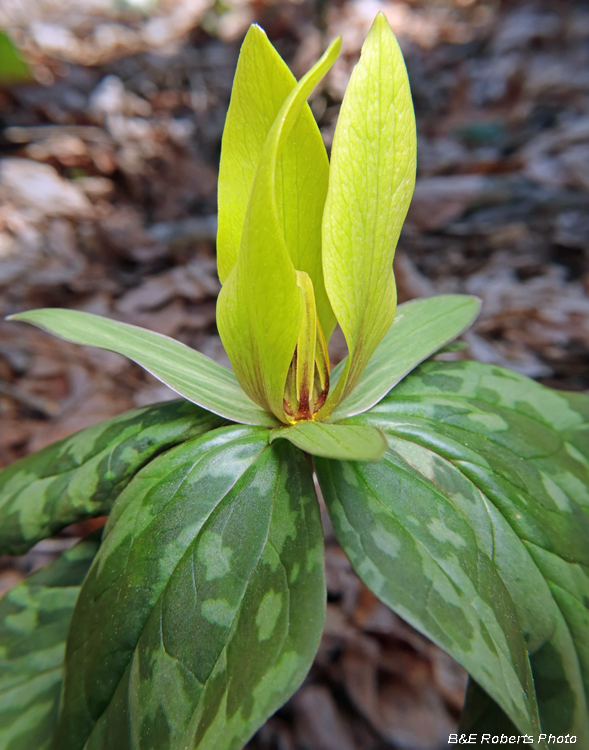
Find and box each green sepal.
[216,38,340,423]
[320,13,416,415]
[8,309,276,426]
[0,399,222,555]
[271,422,387,461]
[318,359,589,744]
[56,425,325,750]
[217,25,335,341]
[329,294,480,421]
[0,534,100,750]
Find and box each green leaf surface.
[217,39,340,422]
[0,31,31,83]
[315,449,542,746]
[320,13,416,413]
[461,605,589,743]
[0,535,100,750]
[0,399,221,556]
[271,422,387,461]
[217,25,335,340]
[317,359,589,745]
[8,308,276,426]
[56,425,325,750]
[329,295,481,421]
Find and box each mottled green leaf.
[318,359,589,744]
[56,425,325,750]
[217,25,335,340]
[271,422,387,461]
[320,13,416,415]
[0,399,222,555]
[462,549,589,743]
[217,39,340,422]
[315,448,542,745]
[329,295,481,421]
[0,535,100,750]
[8,309,276,426]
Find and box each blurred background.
[1,0,588,747]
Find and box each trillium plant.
[1,14,588,750]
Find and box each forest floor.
[1,1,588,747]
